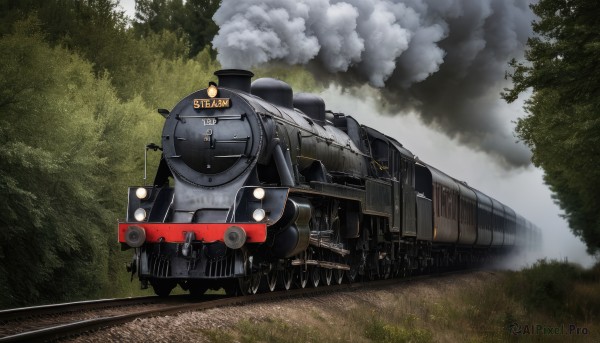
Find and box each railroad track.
[0,294,209,342]
[0,270,473,342]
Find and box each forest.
[0,0,598,309]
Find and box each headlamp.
[134,208,147,222]
[253,187,265,200]
[252,208,266,222]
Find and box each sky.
[116,0,596,268]
[116,0,136,20]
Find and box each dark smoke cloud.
[212,0,534,168]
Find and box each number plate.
[202,118,217,126]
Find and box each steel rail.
[0,295,188,323]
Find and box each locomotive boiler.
[118,69,540,296]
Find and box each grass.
[196,259,600,342]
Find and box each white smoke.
[212,0,534,168]
[213,0,447,87]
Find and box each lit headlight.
[253,187,265,200]
[134,208,147,222]
[135,187,148,199]
[252,208,266,222]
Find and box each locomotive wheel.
[381,257,391,279]
[346,264,358,283]
[265,264,278,292]
[296,267,308,289]
[151,279,177,297]
[249,273,261,294]
[309,266,320,288]
[280,267,294,290]
[322,267,333,286]
[239,272,260,295]
[366,268,377,281]
[333,269,344,285]
[238,251,260,295]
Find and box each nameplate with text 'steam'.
[193,98,231,109]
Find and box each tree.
[183,0,219,56]
[0,0,157,101]
[503,0,600,255]
[133,0,185,37]
[0,20,112,306]
[133,0,220,57]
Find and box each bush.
[506,259,582,317]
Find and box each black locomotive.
[119,69,540,296]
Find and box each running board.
[290,259,350,270]
[309,237,350,256]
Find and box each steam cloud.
[212,0,534,168]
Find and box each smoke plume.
[212,0,534,168]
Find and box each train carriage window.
[452,192,454,220]
[469,200,472,224]
[454,192,457,220]
[469,201,472,225]
[446,190,449,218]
[435,184,439,215]
[438,185,441,216]
[436,184,441,216]
[470,202,473,225]
[443,187,447,218]
[450,191,453,220]
[468,201,472,225]
[439,186,442,216]
[454,192,458,220]
[440,187,444,217]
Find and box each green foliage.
[505,259,582,317]
[503,0,600,255]
[504,259,600,322]
[0,20,113,307]
[133,0,220,57]
[0,0,155,101]
[133,45,221,109]
[133,0,186,37]
[0,15,169,308]
[183,0,220,57]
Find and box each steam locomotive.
[118,69,540,296]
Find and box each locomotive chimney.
[214,69,254,93]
